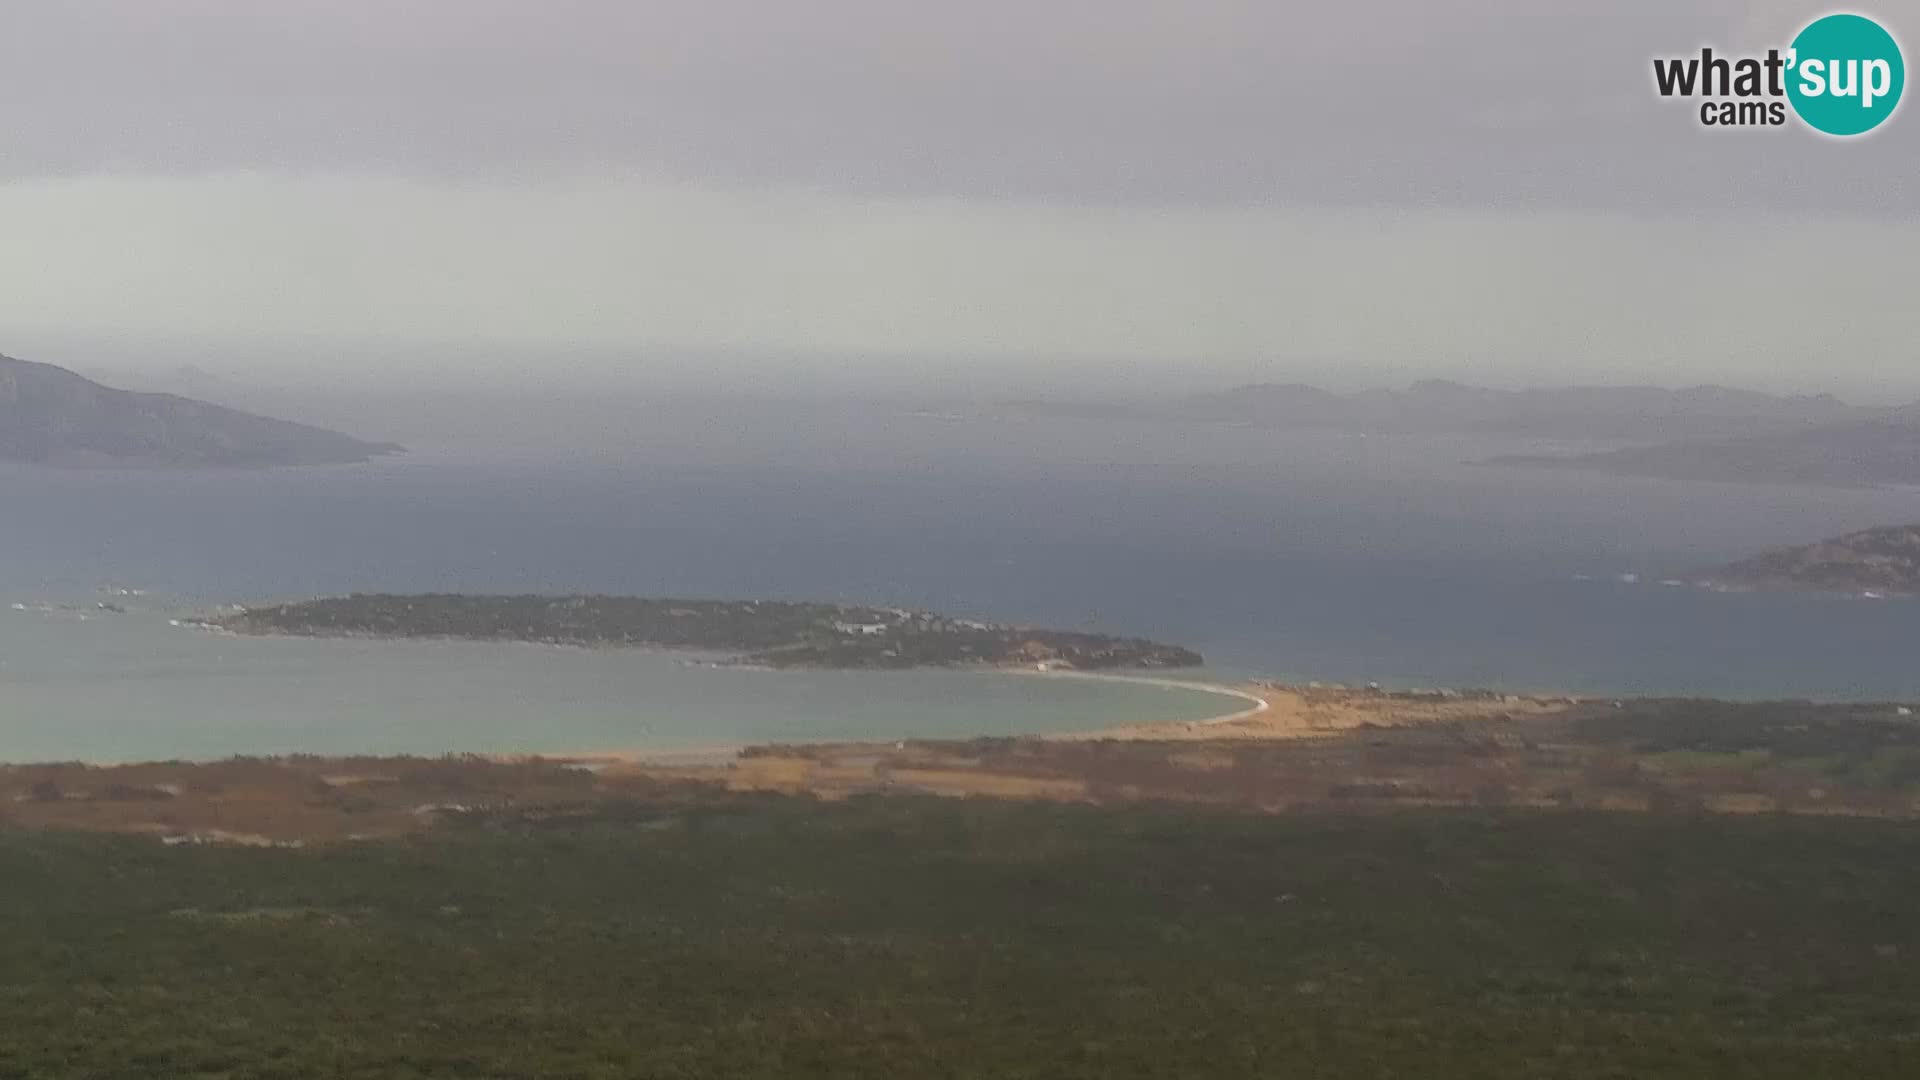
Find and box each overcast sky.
[2,1,1916,396]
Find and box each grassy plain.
[9,687,1920,1076]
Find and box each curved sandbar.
[1008,668,1271,731]
[568,670,1268,767]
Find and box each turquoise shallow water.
[0,602,1242,763]
[11,405,1920,764]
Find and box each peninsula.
[1700,524,1920,596]
[210,594,1204,670]
[0,352,400,467]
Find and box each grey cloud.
[2,0,1915,213]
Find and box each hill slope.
[1702,524,1920,595]
[0,353,399,467]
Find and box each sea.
[7,392,1920,763]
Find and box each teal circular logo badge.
[1787,13,1905,136]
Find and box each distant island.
[992,379,1920,488]
[1490,417,1920,488]
[0,352,400,467]
[1700,525,1920,596]
[209,594,1205,671]
[998,380,1892,442]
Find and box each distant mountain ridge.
[1702,525,1920,595]
[1001,379,1894,442]
[0,353,400,467]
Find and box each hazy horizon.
[3,1,1917,401]
[16,335,1920,408]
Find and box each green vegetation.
[1572,699,1920,756]
[7,799,1920,1077]
[212,594,1204,670]
[1572,698,1920,795]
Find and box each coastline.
[1010,668,1271,734]
[19,677,1920,845]
[0,620,1262,766]
[502,669,1274,770]
[163,611,1263,763]
[11,598,1633,770]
